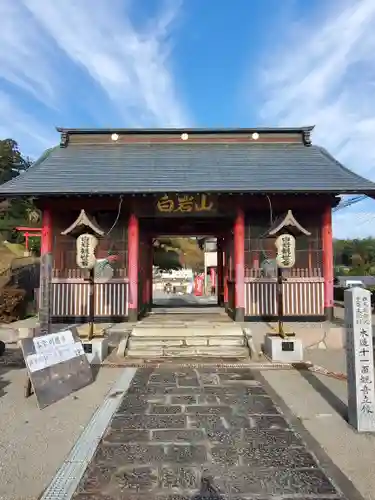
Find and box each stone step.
[127,336,246,348]
[131,326,244,337]
[125,345,250,358]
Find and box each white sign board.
[275,234,296,269]
[27,330,84,373]
[345,287,375,432]
[76,233,98,269]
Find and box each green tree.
[0,139,37,242]
[152,237,204,271]
[0,139,31,183]
[334,237,375,275]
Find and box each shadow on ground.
[0,365,24,399]
[191,477,224,499]
[297,368,348,421]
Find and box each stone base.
[82,337,109,364]
[324,306,334,322]
[264,334,303,363]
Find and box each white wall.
[204,252,217,268]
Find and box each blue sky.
[1,0,375,239]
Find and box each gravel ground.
[0,365,123,500]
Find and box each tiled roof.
[0,142,374,196]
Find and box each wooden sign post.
[275,234,296,338]
[76,233,98,340]
[345,287,375,432]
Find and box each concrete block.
[264,334,303,363]
[117,335,129,357]
[82,337,109,364]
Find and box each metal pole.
[277,266,285,338]
[88,268,95,340]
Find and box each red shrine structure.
[0,126,374,330]
[15,226,42,251]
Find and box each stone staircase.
[125,311,250,359]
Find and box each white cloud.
[0,0,190,154]
[0,91,57,158]
[254,0,375,237]
[23,0,189,127]
[0,2,58,106]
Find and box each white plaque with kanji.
[275,234,296,269]
[76,233,98,269]
[345,287,375,432]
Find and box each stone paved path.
[73,367,356,499]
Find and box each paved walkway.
[73,367,358,499]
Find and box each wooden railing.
[51,276,129,320]
[245,267,322,278]
[244,277,324,317]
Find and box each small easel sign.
[20,328,93,409]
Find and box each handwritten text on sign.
[76,233,98,269]
[27,330,84,373]
[344,287,375,432]
[275,234,296,269]
[156,194,215,213]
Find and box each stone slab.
[160,347,249,357]
[264,334,303,362]
[128,336,245,348]
[72,367,355,499]
[131,327,243,337]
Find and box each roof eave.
[1,187,374,198]
[55,126,315,136]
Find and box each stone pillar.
[128,214,139,322]
[234,208,245,322]
[217,237,224,306]
[39,208,53,334]
[322,205,334,321]
[345,287,375,432]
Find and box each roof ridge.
[56,126,315,135]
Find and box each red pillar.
[40,208,53,334]
[217,237,224,306]
[128,214,139,322]
[41,210,53,254]
[322,205,334,320]
[234,208,245,321]
[143,235,152,313]
[148,239,154,310]
[223,237,228,307]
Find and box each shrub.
[0,287,26,323]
